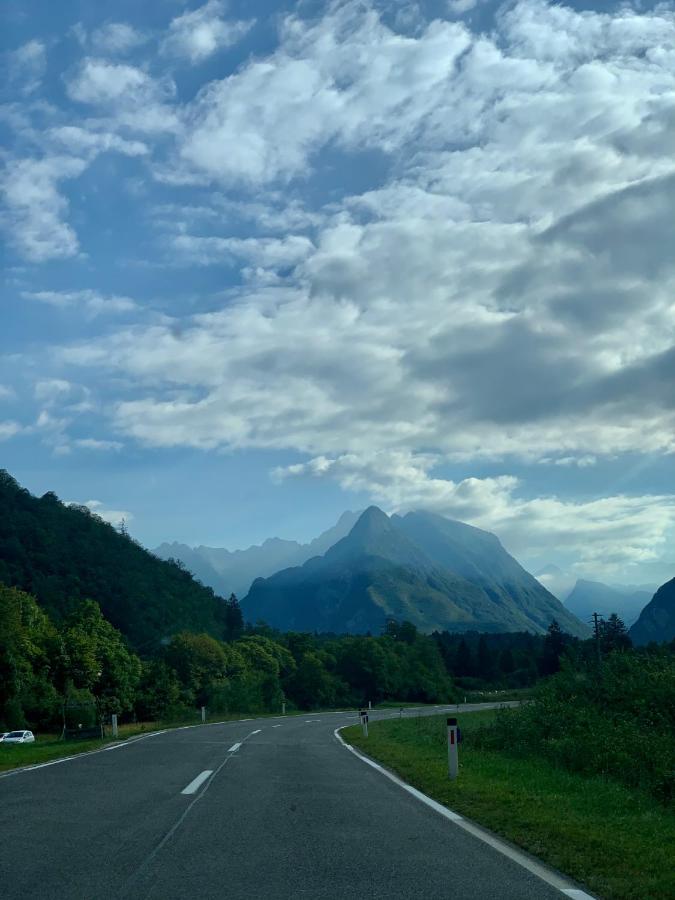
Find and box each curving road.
[0,704,590,899]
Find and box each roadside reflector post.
[111,714,118,739]
[447,717,459,780]
[282,700,286,716]
[201,706,206,724]
[368,700,372,711]
[360,708,369,738]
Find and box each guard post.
[111,713,118,739]
[360,708,369,738]
[201,706,206,724]
[447,717,459,780]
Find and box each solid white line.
[228,742,242,753]
[334,727,597,899]
[181,770,213,795]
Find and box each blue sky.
[1,0,675,586]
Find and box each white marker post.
[447,717,459,779]
[360,708,369,738]
[282,700,286,716]
[201,706,206,724]
[368,700,372,711]
[111,714,118,739]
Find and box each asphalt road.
[0,704,577,899]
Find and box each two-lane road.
[0,705,587,899]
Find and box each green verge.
[343,711,675,900]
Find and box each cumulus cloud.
[161,1,254,63]
[16,0,675,573]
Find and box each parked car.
[0,733,10,743]
[1,731,35,744]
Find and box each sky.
[1,0,675,585]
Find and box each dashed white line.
[228,742,242,753]
[181,770,213,795]
[249,729,262,736]
[271,724,282,728]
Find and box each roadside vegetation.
[343,644,675,900]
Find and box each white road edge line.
[334,726,596,900]
[228,742,242,753]
[181,770,213,795]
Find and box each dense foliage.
[0,470,237,649]
[474,642,675,803]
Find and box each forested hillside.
[0,471,239,649]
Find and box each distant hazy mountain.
[630,577,675,645]
[243,507,588,637]
[564,579,655,627]
[153,511,361,598]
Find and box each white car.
[0,733,10,743]
[1,730,35,744]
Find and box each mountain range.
[630,577,675,645]
[243,507,589,637]
[154,511,361,598]
[563,579,654,627]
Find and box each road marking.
[249,729,262,735]
[334,727,597,900]
[181,770,213,795]
[228,742,242,753]
[272,724,282,728]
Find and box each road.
[0,704,587,899]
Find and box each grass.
[343,712,675,900]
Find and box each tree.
[454,639,473,677]
[224,594,244,641]
[600,614,632,654]
[540,620,565,676]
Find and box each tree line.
[3,572,630,733]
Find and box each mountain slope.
[244,507,588,636]
[154,510,361,598]
[0,471,228,650]
[629,578,675,645]
[393,511,587,637]
[564,579,652,627]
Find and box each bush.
[473,649,675,803]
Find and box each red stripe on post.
[450,731,455,745]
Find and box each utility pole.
[591,612,603,665]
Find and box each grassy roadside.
[343,712,675,900]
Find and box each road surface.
[0,704,586,899]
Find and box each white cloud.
[65,59,178,133]
[7,39,47,95]
[34,379,75,403]
[73,438,123,451]
[90,22,147,55]
[0,386,15,401]
[171,234,314,269]
[161,1,254,63]
[177,5,470,184]
[23,289,137,316]
[447,0,479,16]
[69,499,132,527]
[48,126,148,158]
[1,156,86,261]
[275,451,675,576]
[0,421,21,441]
